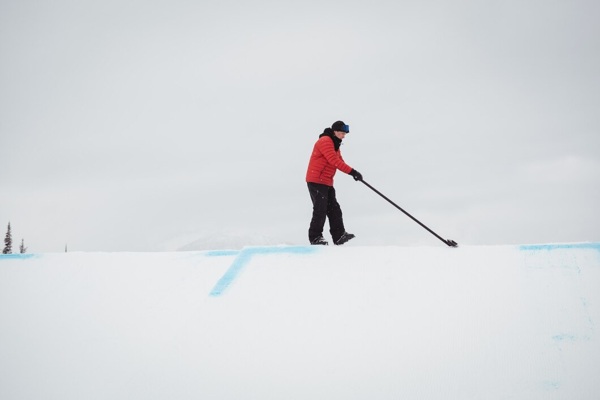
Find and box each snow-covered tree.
[3,222,12,254]
[20,238,27,254]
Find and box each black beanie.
[331,120,349,133]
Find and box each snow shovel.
[360,179,458,247]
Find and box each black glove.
[349,169,363,181]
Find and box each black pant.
[307,182,345,243]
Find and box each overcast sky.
[1,0,599,252]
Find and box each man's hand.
[350,169,363,181]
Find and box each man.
[305,120,363,245]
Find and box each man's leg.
[326,186,346,243]
[307,183,329,243]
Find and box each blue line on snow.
[0,253,38,260]
[552,334,578,342]
[209,246,318,297]
[204,249,240,257]
[519,243,600,252]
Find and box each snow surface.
[1,243,599,399]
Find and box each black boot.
[311,236,329,245]
[334,232,355,245]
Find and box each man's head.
[331,120,349,139]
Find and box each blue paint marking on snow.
[519,243,600,252]
[204,249,240,257]
[209,246,318,297]
[552,334,577,342]
[0,253,38,260]
[541,381,561,391]
[209,250,254,297]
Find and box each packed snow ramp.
[1,243,599,400]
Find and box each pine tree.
[3,222,12,254]
[20,239,27,254]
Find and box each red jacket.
[306,135,353,186]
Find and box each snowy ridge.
[174,230,282,251]
[1,243,599,399]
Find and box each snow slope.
[1,243,599,399]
